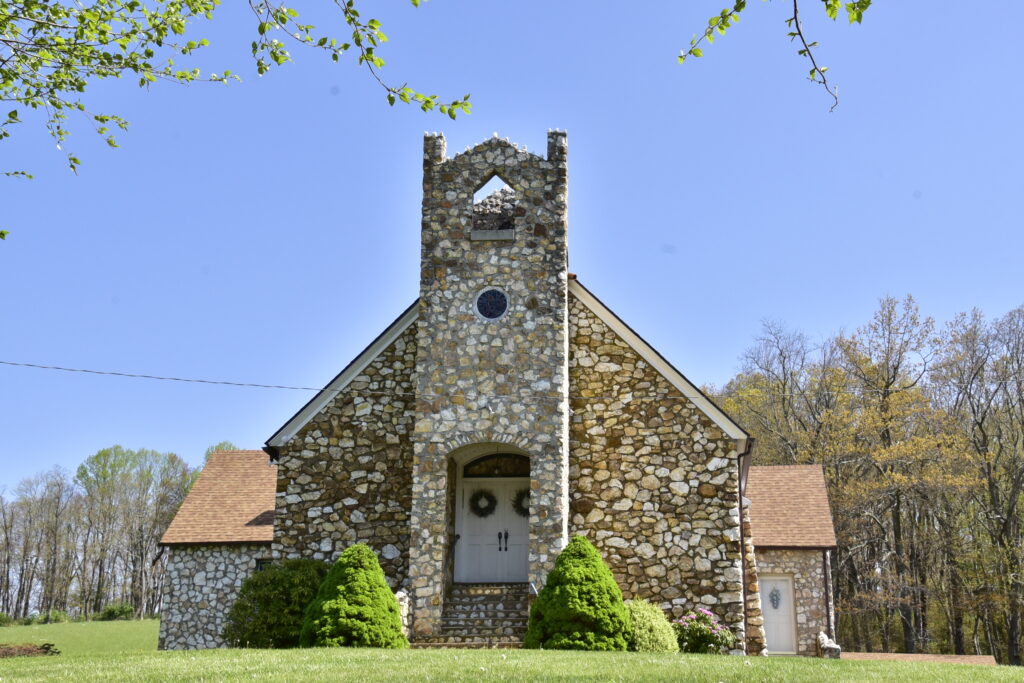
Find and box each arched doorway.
[454,452,530,583]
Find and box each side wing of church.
[158,132,838,655]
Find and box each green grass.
[0,619,158,655]
[0,621,1017,681]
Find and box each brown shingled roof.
[160,450,276,545]
[746,465,837,548]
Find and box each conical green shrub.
[524,535,629,650]
[299,543,408,648]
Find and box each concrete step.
[443,602,529,613]
[441,616,529,627]
[412,636,525,649]
[439,624,527,636]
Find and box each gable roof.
[265,300,418,451]
[746,465,837,548]
[265,278,750,454]
[568,278,749,444]
[160,451,277,546]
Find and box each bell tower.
[407,131,571,635]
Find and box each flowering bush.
[671,608,734,654]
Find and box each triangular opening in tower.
[472,175,517,233]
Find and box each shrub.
[96,602,134,621]
[223,558,330,648]
[625,599,678,653]
[524,535,629,651]
[299,543,407,648]
[41,609,69,624]
[672,608,735,654]
[0,613,13,627]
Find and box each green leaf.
[690,47,703,58]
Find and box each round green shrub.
[96,603,133,621]
[0,612,14,627]
[524,535,629,651]
[299,543,408,648]
[223,558,330,648]
[625,599,678,653]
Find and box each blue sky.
[2,2,1022,490]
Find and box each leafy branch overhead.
[248,1,470,119]
[0,0,470,175]
[682,0,872,110]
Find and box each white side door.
[761,575,797,654]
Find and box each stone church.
[159,131,838,655]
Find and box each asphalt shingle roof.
[746,464,837,548]
[160,450,276,545]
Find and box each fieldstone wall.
[756,548,831,656]
[272,324,417,587]
[742,500,768,655]
[408,132,571,635]
[158,543,268,650]
[567,297,746,643]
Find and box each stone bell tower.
[407,131,571,635]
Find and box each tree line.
[0,445,209,622]
[717,296,1024,665]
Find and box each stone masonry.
[756,548,832,656]
[567,297,746,641]
[272,324,417,587]
[158,544,268,650]
[742,500,768,655]
[408,132,571,636]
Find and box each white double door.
[761,575,797,654]
[455,478,529,583]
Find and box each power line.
[0,360,319,391]
[2,359,1023,403]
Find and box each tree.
[0,0,470,196]
[719,297,1024,664]
[204,441,239,462]
[684,0,875,111]
[73,445,193,618]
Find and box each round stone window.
[475,288,509,320]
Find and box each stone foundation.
[158,543,269,650]
[755,548,832,656]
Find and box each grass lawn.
[1,621,1018,681]
[0,619,159,655]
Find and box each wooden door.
[455,479,529,583]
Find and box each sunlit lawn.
[0,621,1016,681]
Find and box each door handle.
[503,529,509,552]
[498,531,503,551]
